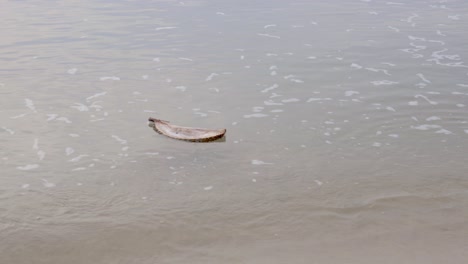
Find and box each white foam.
[371,80,399,86]
[416,73,431,83]
[264,24,277,29]
[206,73,218,81]
[351,63,363,69]
[69,155,88,162]
[66,147,75,156]
[365,67,391,76]
[204,186,213,191]
[456,104,465,107]
[271,109,283,113]
[244,113,268,118]
[86,92,107,101]
[386,106,396,112]
[37,150,45,161]
[56,117,72,123]
[428,49,467,68]
[10,113,27,119]
[307,98,332,102]
[258,33,280,39]
[72,167,86,171]
[345,91,359,96]
[252,106,264,112]
[155,26,177,31]
[69,133,80,137]
[32,138,39,150]
[111,135,127,145]
[21,184,30,189]
[264,100,283,106]
[1,127,14,135]
[261,83,279,93]
[175,86,186,92]
[411,124,441,130]
[178,57,193,61]
[290,79,304,83]
[408,101,418,106]
[17,164,39,170]
[25,98,37,112]
[314,180,323,186]
[67,68,78,74]
[426,116,441,121]
[388,134,399,138]
[251,160,273,165]
[41,179,56,188]
[282,98,300,103]
[415,94,438,105]
[415,82,427,88]
[46,114,58,121]
[402,13,419,26]
[388,25,400,32]
[435,129,452,135]
[71,103,89,112]
[100,76,120,81]
[372,142,382,147]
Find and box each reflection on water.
[1,0,468,263]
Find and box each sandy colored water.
[1,0,468,263]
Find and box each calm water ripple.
[1,0,468,263]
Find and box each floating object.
[148,117,226,142]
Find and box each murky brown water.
[2,0,468,263]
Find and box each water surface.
[1,0,468,263]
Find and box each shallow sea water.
[1,0,468,263]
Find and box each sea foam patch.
[371,80,399,86]
[251,160,273,165]
[17,164,39,171]
[100,76,120,81]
